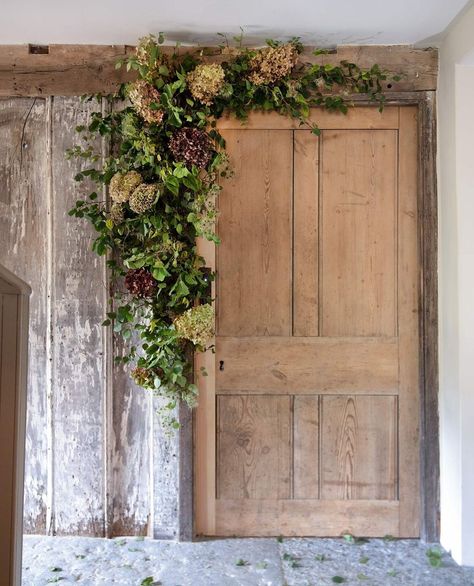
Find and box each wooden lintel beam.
[0,44,438,97]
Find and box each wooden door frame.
[187,92,439,542]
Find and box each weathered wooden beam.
[0,44,438,97]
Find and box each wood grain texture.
[293,131,319,336]
[0,45,437,97]
[194,236,217,536]
[293,396,319,499]
[0,97,49,532]
[398,106,420,536]
[218,107,400,130]
[217,395,291,499]
[321,395,398,501]
[216,337,398,394]
[217,129,293,336]
[320,129,398,337]
[50,97,106,535]
[418,93,440,541]
[214,499,399,537]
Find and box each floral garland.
[68,34,397,427]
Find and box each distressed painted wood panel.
[0,96,175,537]
[50,97,107,535]
[320,395,398,501]
[217,129,293,337]
[110,100,152,538]
[320,129,398,337]
[217,395,291,500]
[0,98,49,532]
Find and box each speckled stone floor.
[22,535,474,586]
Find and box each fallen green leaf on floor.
[75,554,86,559]
[332,576,346,583]
[427,547,443,568]
[141,578,160,586]
[357,573,369,581]
[343,533,369,545]
[115,539,127,546]
[256,561,268,569]
[387,569,399,577]
[277,535,284,543]
[315,554,328,562]
[47,579,64,584]
[49,567,63,572]
[359,556,370,564]
[236,558,250,566]
[383,534,396,541]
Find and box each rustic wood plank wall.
[0,96,180,537]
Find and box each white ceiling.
[1,0,470,46]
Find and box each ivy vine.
[68,34,397,428]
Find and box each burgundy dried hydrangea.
[169,127,213,169]
[124,268,157,298]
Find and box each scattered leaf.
[236,559,250,567]
[387,569,399,577]
[256,561,268,569]
[357,573,370,581]
[359,556,370,564]
[332,577,346,583]
[315,554,328,562]
[427,547,443,568]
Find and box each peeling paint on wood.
[0,98,49,533]
[50,97,107,535]
[0,96,186,537]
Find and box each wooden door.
[195,106,420,537]
[0,268,29,586]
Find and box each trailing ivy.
[68,34,397,428]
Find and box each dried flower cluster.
[129,79,164,124]
[249,43,299,85]
[131,366,154,387]
[169,127,213,169]
[110,171,142,203]
[129,183,159,214]
[109,202,125,224]
[174,303,214,348]
[125,268,157,298]
[186,63,225,106]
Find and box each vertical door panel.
[320,130,398,337]
[217,129,293,337]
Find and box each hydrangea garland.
[68,34,396,428]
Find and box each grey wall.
[0,97,180,538]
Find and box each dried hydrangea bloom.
[131,366,154,388]
[135,35,159,66]
[186,63,225,106]
[174,303,214,348]
[109,202,125,224]
[129,183,159,214]
[124,268,157,298]
[169,127,213,169]
[248,43,299,85]
[128,79,164,124]
[109,170,142,203]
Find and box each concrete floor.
[22,535,474,586]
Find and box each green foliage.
[69,34,393,427]
[426,547,443,568]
